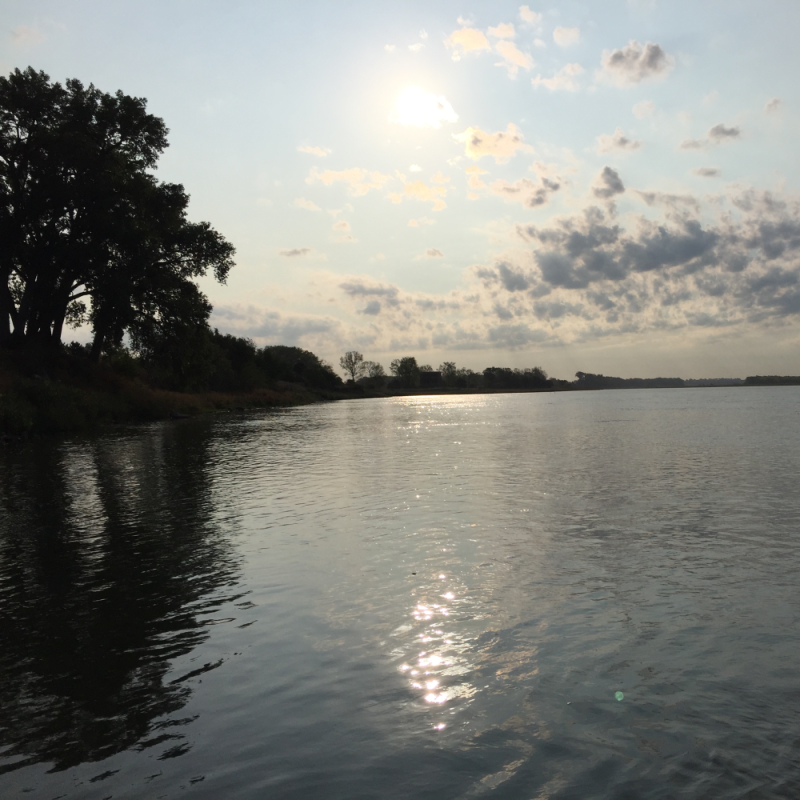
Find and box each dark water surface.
[2,388,800,799]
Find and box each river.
[1,388,799,799]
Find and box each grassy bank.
[0,349,335,437]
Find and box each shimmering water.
[2,388,800,799]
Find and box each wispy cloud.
[553,27,580,47]
[453,123,533,163]
[596,127,643,153]
[445,26,491,60]
[389,86,458,128]
[307,167,393,196]
[531,63,584,91]
[297,145,331,157]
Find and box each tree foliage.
[0,67,234,357]
[390,356,420,387]
[339,350,365,381]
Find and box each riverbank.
[0,349,342,437]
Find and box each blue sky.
[3,0,800,378]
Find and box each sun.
[389,86,458,129]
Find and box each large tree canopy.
[0,67,234,357]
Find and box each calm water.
[2,388,800,799]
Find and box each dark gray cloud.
[600,40,674,85]
[487,323,548,348]
[679,138,706,150]
[497,262,532,291]
[490,176,561,208]
[592,166,625,199]
[360,300,381,315]
[279,247,313,257]
[709,123,741,141]
[212,309,341,345]
[340,281,400,306]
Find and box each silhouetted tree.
[363,361,385,378]
[0,67,234,356]
[390,356,420,388]
[339,350,365,381]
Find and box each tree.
[439,361,457,385]
[390,356,420,387]
[363,361,385,379]
[0,67,234,356]
[339,350,365,381]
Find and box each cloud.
[307,167,393,196]
[423,248,445,258]
[216,308,343,346]
[297,145,331,157]
[465,164,489,190]
[708,123,741,141]
[487,323,548,348]
[488,23,516,38]
[11,25,44,45]
[494,40,534,76]
[531,63,584,91]
[553,27,580,47]
[446,27,491,60]
[519,6,543,24]
[431,171,450,184]
[408,217,435,227]
[596,127,642,153]
[361,300,382,315]
[332,220,351,231]
[384,44,396,52]
[278,247,313,257]
[340,280,400,307]
[387,178,448,211]
[409,43,424,52]
[632,100,654,118]
[765,97,781,114]
[420,29,428,39]
[293,198,320,211]
[694,167,720,178]
[409,164,422,172]
[679,123,742,151]
[592,167,625,199]
[489,176,561,208]
[598,40,674,86]
[453,123,532,163]
[389,86,458,128]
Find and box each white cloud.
[307,167,393,196]
[409,43,424,52]
[408,217,436,227]
[420,29,428,39]
[297,145,331,157]
[494,40,534,76]
[445,26,492,60]
[531,63,584,91]
[453,123,533,163]
[389,86,458,128]
[11,25,44,45]
[409,164,423,172]
[293,198,320,211]
[553,27,580,47]
[596,127,643,153]
[632,100,654,118]
[488,23,516,38]
[519,6,543,25]
[384,44,396,52]
[387,178,448,211]
[598,40,675,86]
[332,220,351,231]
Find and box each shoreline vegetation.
[2,342,798,438]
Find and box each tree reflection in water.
[0,422,240,773]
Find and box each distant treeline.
[574,372,684,389]
[745,375,800,386]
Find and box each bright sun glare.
[389,86,458,129]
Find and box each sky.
[2,0,800,379]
